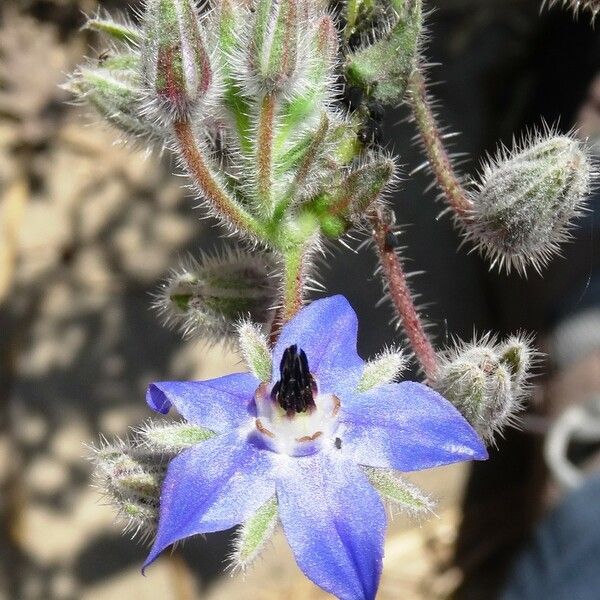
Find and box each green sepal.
[140,421,217,452]
[85,16,142,46]
[231,496,278,569]
[237,321,272,382]
[358,347,406,392]
[363,466,434,513]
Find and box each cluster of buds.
[433,334,536,444]
[465,130,593,274]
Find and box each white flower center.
[253,382,340,456]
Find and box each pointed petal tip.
[146,382,172,415]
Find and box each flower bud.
[154,249,276,340]
[467,132,593,274]
[92,443,168,538]
[251,0,299,93]
[345,0,423,104]
[141,0,212,119]
[434,335,535,444]
[315,154,396,237]
[66,64,162,139]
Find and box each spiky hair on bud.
[433,333,538,445]
[153,248,277,341]
[465,127,595,275]
[90,440,170,542]
[542,0,600,22]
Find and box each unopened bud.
[154,249,276,340]
[251,0,299,92]
[467,131,593,274]
[92,443,168,538]
[345,0,423,104]
[316,154,395,237]
[66,65,161,139]
[142,0,212,119]
[434,335,536,444]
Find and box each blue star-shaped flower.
[144,296,487,599]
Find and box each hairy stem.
[173,120,262,237]
[371,210,438,380]
[408,69,474,219]
[268,242,312,346]
[257,92,276,211]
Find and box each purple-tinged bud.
[467,131,594,274]
[141,0,212,119]
[251,0,300,92]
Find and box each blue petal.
[144,431,275,570]
[272,296,364,395]
[277,453,386,600]
[341,381,488,471]
[146,372,259,432]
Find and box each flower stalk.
[407,68,474,220]
[371,210,438,380]
[172,119,263,238]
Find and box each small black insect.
[384,230,401,251]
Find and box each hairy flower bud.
[314,154,396,237]
[154,249,276,340]
[251,0,300,93]
[92,443,168,539]
[434,335,536,444]
[141,0,212,119]
[345,0,423,104]
[66,64,162,139]
[467,131,593,274]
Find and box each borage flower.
[144,296,487,599]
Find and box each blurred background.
[0,0,598,598]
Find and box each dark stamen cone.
[272,345,316,415]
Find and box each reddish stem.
[371,211,439,380]
[173,119,260,236]
[408,69,474,220]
